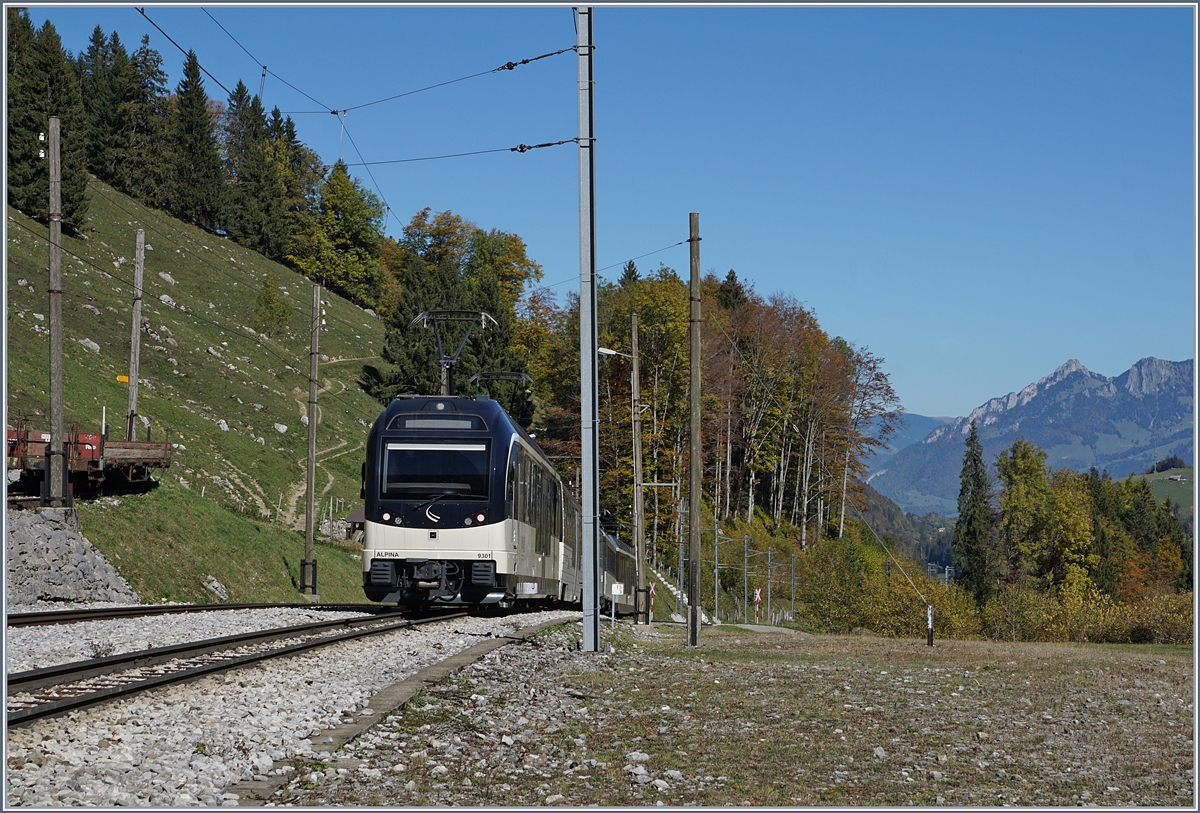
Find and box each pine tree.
[717,269,749,310]
[6,8,42,214]
[77,26,130,182]
[7,14,90,228]
[953,420,995,606]
[168,50,223,230]
[221,80,265,180]
[112,35,171,208]
[619,260,639,287]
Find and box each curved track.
[6,610,464,728]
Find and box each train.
[360,394,636,611]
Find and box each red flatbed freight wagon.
[6,424,171,503]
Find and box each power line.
[135,7,232,97]
[341,47,576,113]
[342,138,578,167]
[336,117,401,234]
[541,239,690,289]
[598,240,687,273]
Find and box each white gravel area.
[5,609,578,807]
[5,607,372,673]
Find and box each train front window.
[382,442,490,499]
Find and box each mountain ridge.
[871,357,1194,515]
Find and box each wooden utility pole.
[687,211,701,646]
[47,116,65,507]
[631,312,646,623]
[301,284,320,600]
[576,5,600,652]
[126,230,145,440]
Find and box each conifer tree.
[168,50,223,230]
[953,420,995,606]
[619,260,639,287]
[6,8,41,213]
[7,13,90,228]
[285,161,383,306]
[112,35,171,208]
[77,27,131,182]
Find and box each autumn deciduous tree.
[996,438,1050,586]
[285,161,383,308]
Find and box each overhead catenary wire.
[542,239,690,289]
[124,10,577,246]
[341,46,576,113]
[199,8,269,102]
[135,7,233,97]
[342,138,579,167]
[194,6,339,113]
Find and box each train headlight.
[476,513,487,524]
[382,512,390,521]
[464,517,473,526]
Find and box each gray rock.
[6,509,140,607]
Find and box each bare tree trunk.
[746,469,755,525]
[724,404,733,522]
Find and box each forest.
[8,11,1190,643]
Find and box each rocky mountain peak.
[1120,356,1189,397]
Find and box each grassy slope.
[1137,467,1194,511]
[7,177,387,602]
[76,484,366,604]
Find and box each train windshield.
[381,442,490,500]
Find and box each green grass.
[1137,467,1194,511]
[76,482,369,604]
[6,177,385,526]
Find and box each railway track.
[5,602,402,628]
[6,610,465,728]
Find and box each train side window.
[505,449,517,518]
[519,449,529,525]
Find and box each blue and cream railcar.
[599,528,637,614]
[361,395,577,607]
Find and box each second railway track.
[6,610,465,728]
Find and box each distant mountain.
[868,413,953,471]
[869,357,1195,515]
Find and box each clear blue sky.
[25,4,1197,418]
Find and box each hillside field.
[7,178,386,530]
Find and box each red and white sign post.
[648,582,656,625]
[753,587,762,624]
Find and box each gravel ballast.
[4,609,576,807]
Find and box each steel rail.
[6,611,465,728]
[8,611,405,694]
[6,602,400,628]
